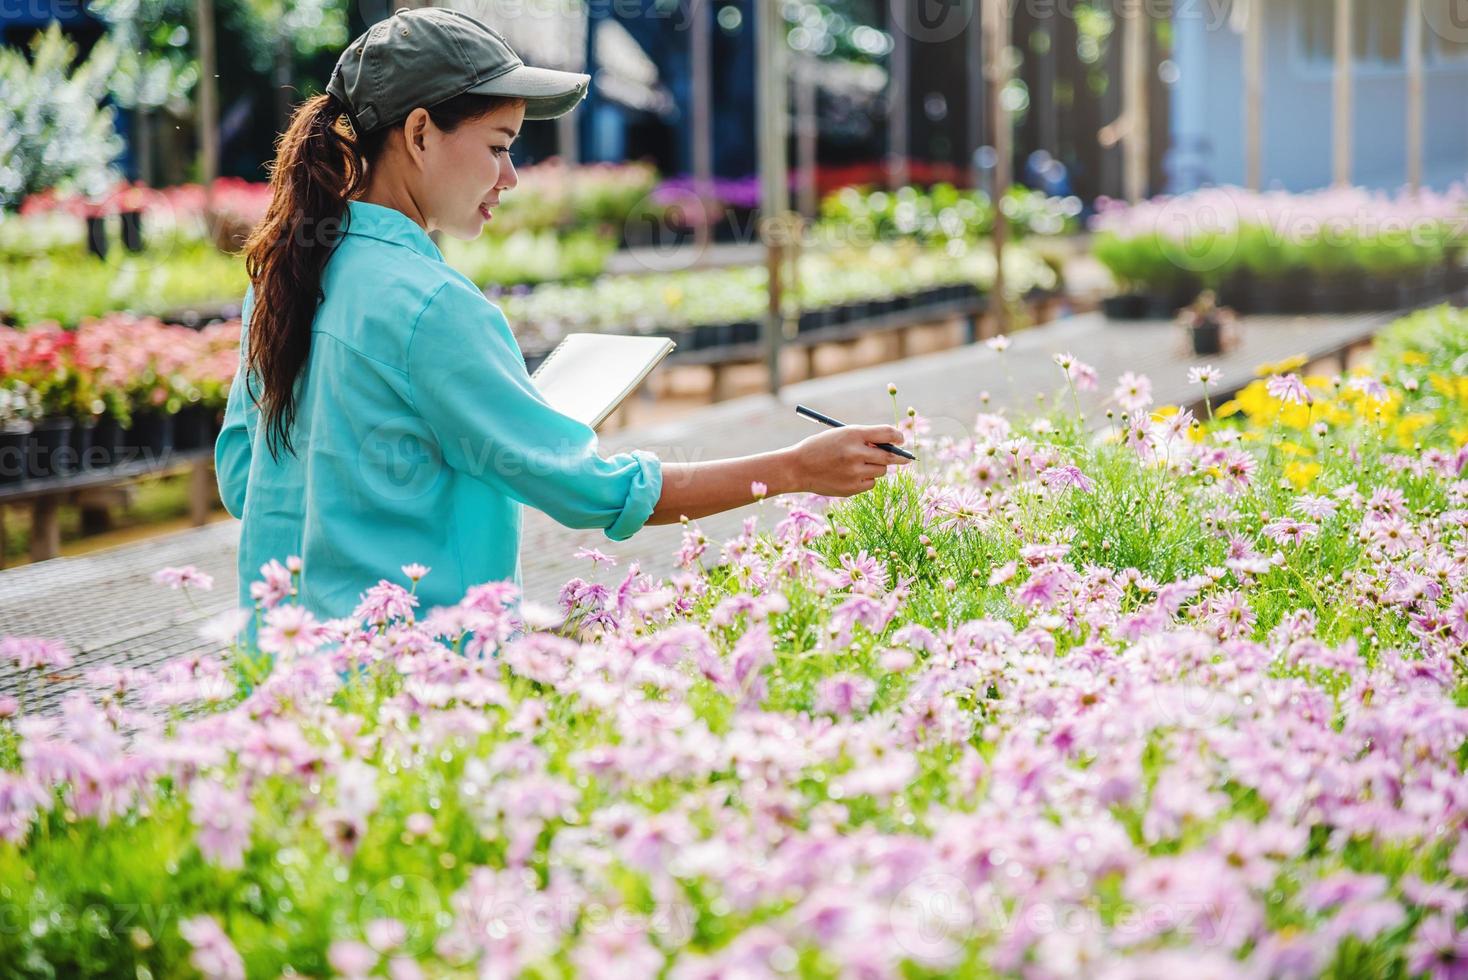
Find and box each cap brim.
[467,64,590,120]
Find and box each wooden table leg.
[30,496,61,562]
[188,461,213,526]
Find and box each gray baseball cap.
[325,7,590,133]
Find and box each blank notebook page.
[528,333,677,430]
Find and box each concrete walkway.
[0,308,1393,708]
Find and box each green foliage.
[0,25,125,209]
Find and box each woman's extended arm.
[645,424,911,525]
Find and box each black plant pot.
[125,410,175,460]
[797,309,828,334]
[85,215,109,260]
[693,322,730,349]
[91,415,124,469]
[1444,257,1468,295]
[69,417,97,471]
[1101,293,1150,321]
[1361,275,1399,311]
[26,417,75,481]
[0,426,29,486]
[120,209,145,252]
[1191,320,1224,357]
[730,320,760,344]
[1306,273,1359,314]
[1217,270,1253,315]
[172,404,216,452]
[1245,275,1290,314]
[1145,282,1201,320]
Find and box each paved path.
[0,308,1393,708]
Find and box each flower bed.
[505,240,1059,357]
[1091,185,1468,320]
[0,315,235,484]
[1,306,1464,976]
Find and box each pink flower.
[1266,373,1311,405]
[259,605,330,659]
[1040,463,1095,493]
[1,636,73,672]
[573,547,617,567]
[152,565,215,591]
[835,549,889,595]
[1113,371,1154,413]
[328,940,379,979]
[814,673,876,717]
[179,916,245,980]
[1408,914,1468,980]
[249,559,294,609]
[1188,365,1221,385]
[189,778,253,869]
[353,581,418,626]
[400,563,430,583]
[1261,517,1319,546]
[750,480,768,499]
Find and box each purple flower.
[1408,914,1468,980]
[813,673,876,717]
[1,636,73,672]
[1267,373,1311,405]
[179,915,245,980]
[152,565,214,591]
[353,580,419,626]
[189,778,253,869]
[1113,371,1154,412]
[1040,463,1095,493]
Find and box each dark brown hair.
[242,90,522,459]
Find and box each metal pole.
[690,0,712,243]
[757,0,790,395]
[195,0,220,212]
[796,55,818,218]
[1333,0,1353,186]
[967,2,984,189]
[887,8,910,189]
[1243,0,1264,190]
[1406,0,1424,192]
[1122,0,1148,203]
[984,0,1010,335]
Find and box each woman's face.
[406,101,526,240]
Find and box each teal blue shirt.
[215,200,663,620]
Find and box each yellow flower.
[1285,461,1321,489]
[1400,350,1429,366]
[1254,353,1309,377]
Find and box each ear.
[400,107,433,170]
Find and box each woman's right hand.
[785,425,911,497]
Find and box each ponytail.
[243,92,366,460]
[242,89,524,460]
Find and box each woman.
[215,7,909,620]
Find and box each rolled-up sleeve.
[215,285,257,519]
[406,279,663,542]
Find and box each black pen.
[795,404,918,461]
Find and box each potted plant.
[1177,289,1234,357]
[0,379,40,486]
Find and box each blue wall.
[1169,2,1468,193]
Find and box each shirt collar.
[342,200,444,261]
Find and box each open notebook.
[529,333,677,429]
